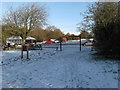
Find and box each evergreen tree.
[84,2,120,56]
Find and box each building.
[26,37,36,45]
[6,36,22,45]
[6,36,36,46]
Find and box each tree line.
[65,31,92,40]
[2,24,64,44]
[2,3,93,45]
[2,3,64,44]
[82,2,120,56]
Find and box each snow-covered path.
[2,45,118,88]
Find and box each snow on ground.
[2,41,118,88]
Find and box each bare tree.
[45,25,58,31]
[3,3,48,43]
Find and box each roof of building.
[8,36,22,40]
[26,37,36,40]
[7,36,36,40]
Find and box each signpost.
[21,44,29,59]
[59,35,82,51]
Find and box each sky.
[2,2,93,35]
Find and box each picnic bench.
[30,44,42,50]
[3,45,16,50]
[30,44,58,51]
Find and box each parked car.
[82,40,93,46]
[45,40,53,44]
[63,40,67,43]
[84,42,93,46]
[54,40,60,43]
[50,39,56,42]
[87,38,94,42]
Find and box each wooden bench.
[3,45,11,50]
[30,44,42,50]
[30,44,58,51]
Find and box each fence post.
[21,49,23,59]
[56,47,58,51]
[27,48,29,59]
[40,44,42,50]
[79,35,81,51]
[60,41,62,51]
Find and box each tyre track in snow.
[62,46,81,88]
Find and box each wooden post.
[40,44,42,50]
[21,49,23,59]
[27,48,29,59]
[79,35,81,51]
[56,47,58,51]
[21,45,24,59]
[21,45,29,59]
[14,45,16,50]
[26,45,29,59]
[60,41,62,51]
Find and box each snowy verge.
[2,46,118,88]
